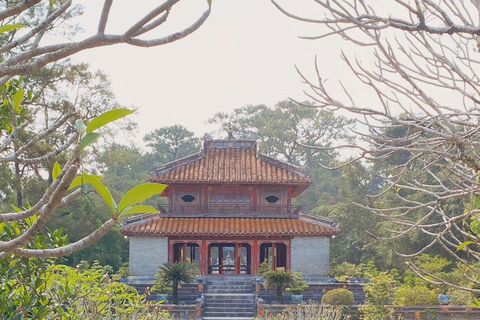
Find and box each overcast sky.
[70,0,355,146]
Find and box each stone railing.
[257,281,365,305]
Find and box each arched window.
[265,195,279,203]
[181,194,196,203]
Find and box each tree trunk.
[173,281,179,304]
[276,286,284,304]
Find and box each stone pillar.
[129,236,168,277]
[290,236,329,278]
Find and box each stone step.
[206,289,253,294]
[205,306,254,311]
[206,282,254,286]
[203,312,256,318]
[204,298,255,303]
[202,277,256,319]
[207,284,253,288]
[204,295,254,301]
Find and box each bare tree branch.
[274,0,480,290]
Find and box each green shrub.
[331,262,362,281]
[321,288,354,305]
[450,289,472,305]
[394,286,437,306]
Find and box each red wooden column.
[286,239,291,270]
[235,243,241,274]
[169,186,175,213]
[252,238,259,275]
[168,239,174,262]
[252,185,257,212]
[273,243,277,270]
[204,185,209,213]
[201,238,208,275]
[287,186,292,213]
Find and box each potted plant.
[155,262,197,304]
[263,268,301,304]
[286,273,308,303]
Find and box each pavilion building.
[121,139,339,282]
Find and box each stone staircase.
[202,276,256,320]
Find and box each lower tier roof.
[121,213,339,237]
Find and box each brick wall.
[291,236,329,277]
[129,236,168,276]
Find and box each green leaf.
[75,119,87,136]
[34,277,43,289]
[121,205,159,216]
[12,88,24,113]
[0,24,23,34]
[118,183,167,213]
[11,205,22,212]
[471,217,480,234]
[83,173,116,213]
[68,174,103,190]
[456,240,476,252]
[470,298,480,307]
[52,161,61,181]
[79,132,105,151]
[86,108,134,134]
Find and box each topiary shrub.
[321,288,354,305]
[394,285,437,306]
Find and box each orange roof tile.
[122,214,339,237]
[151,140,311,195]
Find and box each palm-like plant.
[263,269,300,304]
[155,262,197,304]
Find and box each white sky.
[71,0,353,146]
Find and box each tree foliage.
[155,262,197,305]
[263,269,301,304]
[144,125,200,164]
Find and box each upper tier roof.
[151,139,312,197]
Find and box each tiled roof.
[121,213,339,237]
[151,140,311,194]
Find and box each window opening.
[173,242,200,263]
[265,195,280,203]
[181,194,196,202]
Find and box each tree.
[208,100,353,166]
[263,269,301,304]
[272,0,480,291]
[155,262,197,304]
[144,125,200,164]
[0,0,211,258]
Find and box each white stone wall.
[129,236,168,276]
[291,236,330,277]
